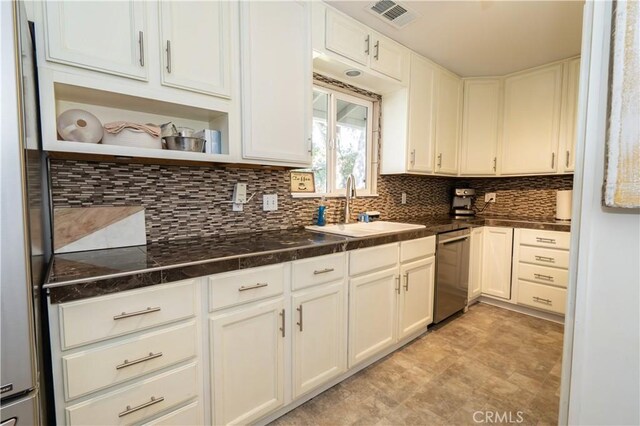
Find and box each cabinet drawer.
[518,263,568,288]
[400,236,436,263]
[519,246,570,269]
[66,363,198,426]
[59,280,197,350]
[349,243,399,276]
[141,401,200,426]
[63,322,197,400]
[519,229,570,250]
[292,253,346,291]
[209,264,285,311]
[517,280,566,314]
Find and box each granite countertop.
[44,215,570,303]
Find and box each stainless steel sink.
[305,221,425,237]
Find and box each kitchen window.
[303,86,376,196]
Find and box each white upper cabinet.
[407,54,437,173]
[460,79,501,175]
[240,1,312,166]
[370,36,407,81]
[44,1,148,80]
[560,58,580,172]
[501,63,563,174]
[159,1,230,97]
[325,9,370,66]
[322,7,408,83]
[434,69,463,175]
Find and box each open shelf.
[44,82,236,163]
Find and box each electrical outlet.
[232,202,243,212]
[263,194,278,211]
[401,192,407,204]
[485,192,497,203]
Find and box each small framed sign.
[290,171,316,193]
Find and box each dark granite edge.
[46,218,570,303]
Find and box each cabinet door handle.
[535,255,555,263]
[566,150,570,168]
[493,157,497,172]
[296,305,303,332]
[238,282,268,292]
[138,31,144,67]
[116,352,163,370]
[403,273,409,291]
[113,306,161,321]
[395,275,401,294]
[279,309,285,338]
[166,40,172,73]
[437,153,442,169]
[536,237,556,244]
[313,268,334,275]
[119,396,164,418]
[551,152,555,169]
[533,296,552,305]
[534,273,554,282]
[374,41,379,60]
[365,35,370,55]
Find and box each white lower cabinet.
[480,227,514,299]
[65,363,199,426]
[348,266,399,367]
[210,298,285,425]
[468,227,484,300]
[398,256,435,339]
[291,282,347,398]
[513,229,570,315]
[348,237,436,368]
[48,280,202,425]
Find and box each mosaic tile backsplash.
[50,159,573,243]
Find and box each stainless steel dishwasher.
[434,229,471,323]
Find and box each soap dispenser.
[316,197,326,226]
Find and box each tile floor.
[270,303,564,426]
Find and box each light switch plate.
[401,192,407,204]
[263,194,278,211]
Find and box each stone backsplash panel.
[49,160,453,242]
[465,175,574,218]
[50,160,573,243]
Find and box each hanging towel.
[103,121,161,137]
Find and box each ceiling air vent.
[367,0,418,28]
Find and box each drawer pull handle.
[313,268,335,275]
[113,307,161,321]
[403,273,409,291]
[534,273,554,282]
[536,237,556,244]
[119,396,164,417]
[238,283,268,292]
[535,256,555,263]
[533,296,552,305]
[296,305,303,332]
[116,352,163,370]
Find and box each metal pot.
[162,136,206,152]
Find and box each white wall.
[564,1,640,424]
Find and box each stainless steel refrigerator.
[1,1,52,424]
